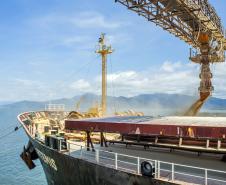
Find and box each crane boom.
[115,0,226,115]
[115,0,225,52]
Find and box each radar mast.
[96,33,113,116]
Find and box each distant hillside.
[1,93,226,119]
[203,97,226,110]
[0,101,14,106]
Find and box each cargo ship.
[18,34,226,185]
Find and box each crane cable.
[48,54,101,101]
[109,54,117,114]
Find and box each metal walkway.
[66,141,226,185]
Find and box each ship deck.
[18,111,226,185]
[67,116,226,127]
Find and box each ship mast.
[96,33,113,116]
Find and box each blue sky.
[0,0,225,101]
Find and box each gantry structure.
[115,0,226,101]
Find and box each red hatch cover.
[65,116,226,139]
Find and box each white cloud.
[106,69,198,96]
[1,78,50,101]
[105,71,137,82]
[3,61,226,101]
[71,12,121,29]
[26,11,126,50]
[161,61,182,72]
[67,62,200,97]
[61,36,91,46]
[211,63,226,98]
[70,79,91,92]
[14,78,42,87]
[106,33,132,45]
[31,11,122,30]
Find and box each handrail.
[66,141,226,185]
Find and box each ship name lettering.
[36,148,57,171]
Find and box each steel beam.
[115,0,226,62]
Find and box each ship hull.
[30,137,174,185]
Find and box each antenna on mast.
[95,33,114,116]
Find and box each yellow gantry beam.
[224,38,226,50]
[115,0,226,104]
[115,0,226,62]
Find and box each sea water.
[0,111,47,185]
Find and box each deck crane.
[115,0,226,115]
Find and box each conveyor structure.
[115,0,226,105]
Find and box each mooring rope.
[0,123,18,132]
[0,125,22,140]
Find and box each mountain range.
[1,93,226,121]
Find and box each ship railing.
[66,142,226,185]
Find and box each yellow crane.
[115,0,226,115]
[96,33,113,116]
